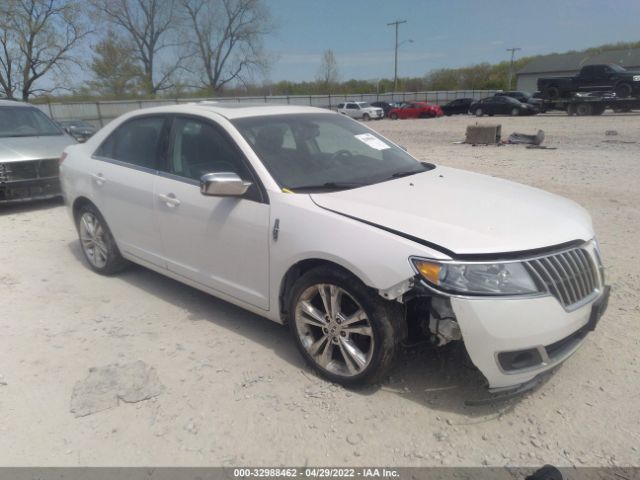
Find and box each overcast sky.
[263,0,640,82]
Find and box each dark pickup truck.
[538,64,640,99]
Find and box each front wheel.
[615,82,632,98]
[511,108,520,116]
[475,108,483,117]
[288,267,403,385]
[390,112,398,120]
[545,85,561,99]
[77,204,128,275]
[362,113,370,121]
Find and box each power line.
[387,20,407,92]
[506,47,522,89]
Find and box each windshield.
[608,64,627,73]
[232,113,432,191]
[357,102,372,108]
[0,107,63,138]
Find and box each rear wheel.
[575,103,593,116]
[475,108,483,117]
[288,267,403,385]
[77,204,128,275]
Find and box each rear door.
[154,115,271,310]
[91,115,169,267]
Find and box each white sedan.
[59,103,609,392]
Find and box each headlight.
[411,258,540,296]
[633,75,640,82]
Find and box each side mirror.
[200,172,251,197]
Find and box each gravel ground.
[0,112,638,467]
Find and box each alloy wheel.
[294,283,374,377]
[79,212,108,269]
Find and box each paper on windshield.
[354,133,390,150]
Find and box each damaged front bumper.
[451,285,609,390]
[0,159,61,203]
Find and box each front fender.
[266,192,448,322]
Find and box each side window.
[346,103,357,110]
[168,117,251,181]
[337,103,344,109]
[95,116,165,169]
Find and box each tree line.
[1,1,638,102]
[0,0,272,100]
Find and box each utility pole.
[506,47,522,89]
[387,19,407,91]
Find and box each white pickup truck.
[336,101,384,121]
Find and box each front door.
[154,116,270,310]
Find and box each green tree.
[89,33,143,97]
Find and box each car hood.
[0,135,75,162]
[310,166,594,256]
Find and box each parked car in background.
[470,96,537,117]
[388,101,442,119]
[57,120,98,143]
[0,100,75,203]
[440,98,474,116]
[369,101,396,117]
[60,103,609,392]
[538,64,640,99]
[336,101,384,120]
[494,91,546,112]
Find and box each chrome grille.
[526,248,599,309]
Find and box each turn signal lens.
[58,152,67,165]
[413,260,442,285]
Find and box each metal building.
[516,48,640,92]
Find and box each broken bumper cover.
[0,177,62,203]
[0,159,61,203]
[451,287,609,390]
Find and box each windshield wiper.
[385,162,435,181]
[287,182,364,192]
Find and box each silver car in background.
[0,100,75,204]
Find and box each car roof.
[124,102,330,120]
[0,99,37,108]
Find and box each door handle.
[158,193,181,208]
[91,173,106,186]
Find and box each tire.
[511,108,519,116]
[545,85,561,100]
[566,104,576,116]
[362,113,370,121]
[288,266,403,385]
[475,108,483,117]
[76,203,128,275]
[390,112,398,120]
[615,82,633,98]
[575,103,593,116]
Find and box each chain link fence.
[34,90,497,127]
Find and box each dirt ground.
[1,112,639,467]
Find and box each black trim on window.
[92,114,171,171]
[163,114,269,205]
